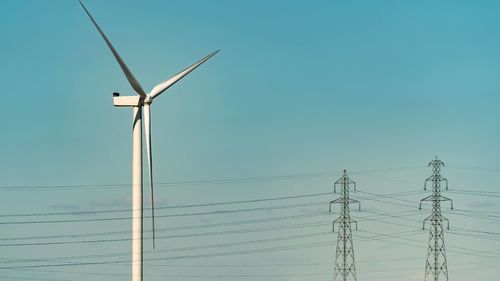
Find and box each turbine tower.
[329,170,360,281]
[419,157,453,281]
[80,2,218,281]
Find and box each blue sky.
[1,0,500,280]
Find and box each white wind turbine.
[80,2,218,280]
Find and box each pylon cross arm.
[349,179,357,190]
[419,195,433,209]
[349,198,361,211]
[424,175,434,189]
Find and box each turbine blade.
[79,1,147,97]
[143,104,155,249]
[149,50,219,99]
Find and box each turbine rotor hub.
[143,96,153,105]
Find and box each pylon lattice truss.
[329,170,360,281]
[420,158,453,281]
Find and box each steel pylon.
[420,157,453,281]
[329,170,360,281]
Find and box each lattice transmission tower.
[419,157,453,281]
[329,169,360,281]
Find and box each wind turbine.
[79,2,218,280]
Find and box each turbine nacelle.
[113,94,142,107]
[112,93,153,107]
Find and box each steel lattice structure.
[419,158,453,281]
[329,170,360,281]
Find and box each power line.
[0,230,420,270]
[0,212,330,242]
[0,240,335,270]
[0,188,422,221]
[0,211,406,252]
[0,189,424,224]
[0,172,336,191]
[9,257,500,281]
[0,218,418,263]
[449,189,500,198]
[3,215,500,271]
[447,165,500,173]
[0,211,414,249]
[4,186,500,275]
[0,221,330,247]
[0,167,426,192]
[0,275,69,281]
[0,200,327,225]
[0,192,330,218]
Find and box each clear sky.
[1,0,500,280]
